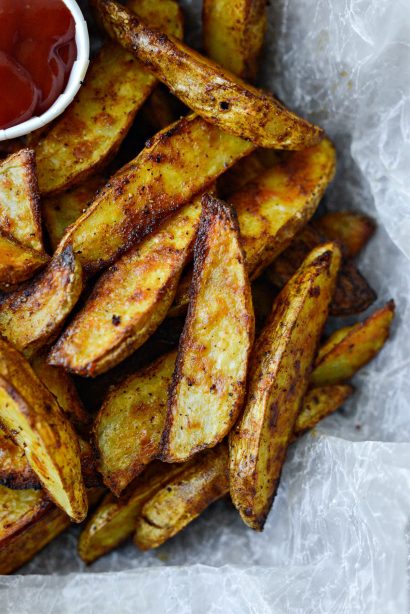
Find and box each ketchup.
[0,0,77,130]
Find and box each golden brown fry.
[162,196,254,463]
[57,114,254,276]
[230,243,341,530]
[0,485,52,542]
[218,151,267,197]
[92,0,323,149]
[94,352,176,496]
[0,233,49,291]
[203,0,267,80]
[315,210,376,259]
[43,176,104,251]
[0,247,83,357]
[311,301,395,386]
[266,225,377,316]
[36,0,184,196]
[0,338,87,521]
[50,202,201,376]
[0,149,44,252]
[293,385,354,438]
[78,461,184,564]
[135,445,229,550]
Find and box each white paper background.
[1,1,410,612]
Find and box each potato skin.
[57,114,254,276]
[0,149,44,253]
[49,202,201,376]
[203,0,267,81]
[292,384,354,438]
[0,233,49,291]
[94,352,177,496]
[311,301,395,386]
[230,243,341,530]
[161,195,255,463]
[315,211,376,259]
[135,445,229,550]
[92,0,323,149]
[0,247,83,357]
[35,0,184,196]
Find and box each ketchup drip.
[0,0,77,130]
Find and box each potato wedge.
[293,384,354,438]
[78,461,185,564]
[92,0,323,149]
[0,247,83,357]
[203,0,267,80]
[0,485,52,543]
[161,196,254,462]
[135,445,229,550]
[0,338,87,521]
[266,225,377,316]
[315,211,376,259]
[35,0,183,196]
[230,243,341,530]
[43,176,104,251]
[0,149,44,252]
[94,352,177,495]
[311,301,395,386]
[169,139,336,316]
[0,233,49,291]
[50,201,201,376]
[56,114,255,276]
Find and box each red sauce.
[0,0,77,130]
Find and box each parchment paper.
[1,1,410,612]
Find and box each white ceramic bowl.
[0,0,89,142]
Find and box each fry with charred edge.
[161,196,254,463]
[0,338,87,522]
[0,247,83,358]
[169,139,336,316]
[43,176,104,251]
[35,0,184,196]
[94,352,177,496]
[0,233,49,291]
[292,384,354,439]
[49,201,201,377]
[78,462,185,564]
[91,0,323,149]
[230,242,341,530]
[0,149,44,253]
[135,445,229,550]
[0,486,52,543]
[266,224,377,316]
[56,114,255,276]
[203,0,267,81]
[311,301,395,387]
[315,211,376,259]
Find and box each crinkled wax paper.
[2,1,410,612]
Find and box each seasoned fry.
[35,0,184,195]
[92,0,323,149]
[94,352,176,495]
[266,225,377,316]
[230,243,341,530]
[0,233,49,291]
[0,338,87,521]
[78,461,184,564]
[311,301,395,386]
[315,211,376,259]
[169,139,336,316]
[50,201,201,376]
[135,445,229,550]
[292,384,354,438]
[0,247,83,357]
[203,0,267,80]
[56,114,255,276]
[43,176,104,251]
[162,196,254,463]
[0,485,52,543]
[0,149,44,252]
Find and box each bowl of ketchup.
[0,0,89,140]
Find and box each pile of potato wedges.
[0,0,394,573]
